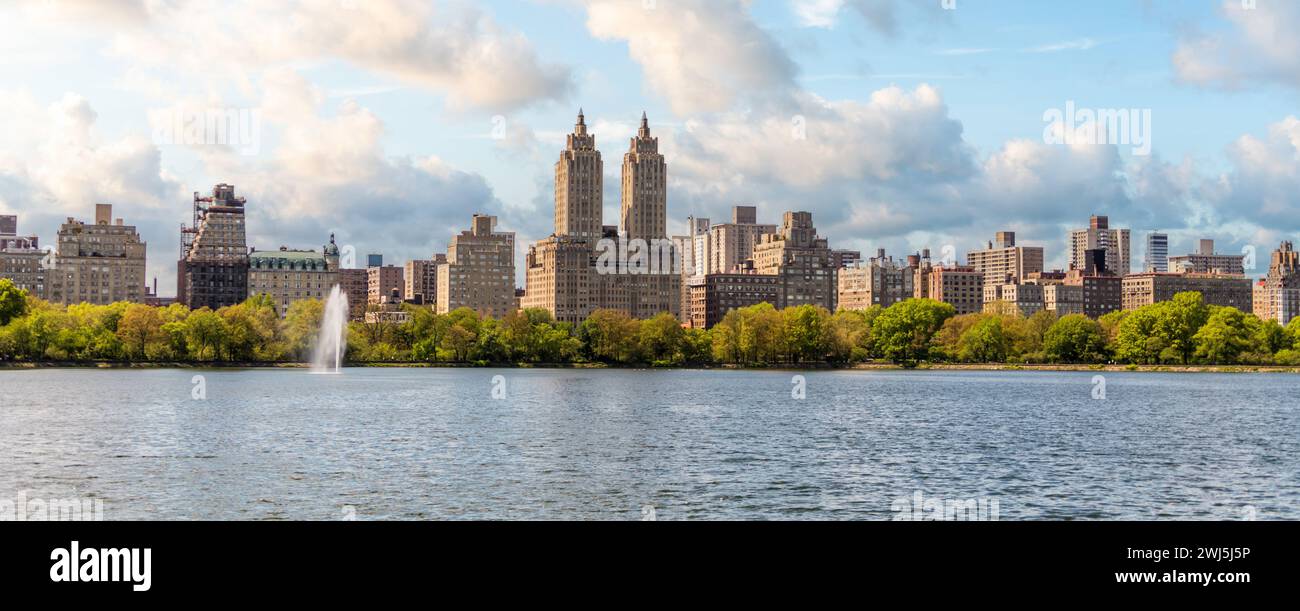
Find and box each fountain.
[310,285,349,374]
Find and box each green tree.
[638,312,685,365]
[872,299,957,364]
[1043,314,1108,363]
[957,316,1009,363]
[1193,307,1253,364]
[184,309,227,361]
[0,278,29,326]
[782,304,831,363]
[579,309,640,363]
[116,303,164,360]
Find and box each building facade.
[1069,215,1131,277]
[1063,268,1122,319]
[338,268,369,321]
[751,211,837,311]
[983,282,1045,316]
[1121,273,1253,311]
[967,231,1044,285]
[180,184,248,309]
[437,214,516,318]
[247,236,340,316]
[46,204,147,305]
[1169,239,1246,275]
[837,249,913,311]
[924,265,984,315]
[619,113,667,241]
[554,110,603,242]
[685,272,783,329]
[1253,241,1300,325]
[1144,232,1169,273]
[404,254,445,306]
[0,214,46,298]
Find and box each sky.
[1,0,1298,294]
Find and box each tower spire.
[638,111,650,138]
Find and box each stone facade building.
[1169,239,1246,275]
[920,265,983,315]
[338,268,369,321]
[1254,241,1300,325]
[247,235,340,316]
[437,214,516,318]
[837,249,913,311]
[1121,272,1252,311]
[685,272,782,329]
[46,204,146,305]
[524,111,680,325]
[0,215,46,298]
[751,211,837,311]
[180,184,248,309]
[967,231,1044,285]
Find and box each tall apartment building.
[179,184,248,309]
[0,214,47,298]
[367,265,404,305]
[701,206,776,276]
[837,249,914,311]
[247,235,340,316]
[1042,284,1084,315]
[554,110,603,242]
[1069,215,1131,276]
[404,254,446,306]
[751,211,838,311]
[922,265,983,315]
[1169,239,1245,275]
[1253,241,1300,325]
[832,250,863,269]
[338,268,369,321]
[525,111,680,324]
[966,231,1044,285]
[46,204,147,305]
[620,113,667,241]
[1144,232,1169,272]
[1122,272,1253,311]
[437,214,516,318]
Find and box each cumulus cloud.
[1208,116,1300,234]
[582,0,799,114]
[1172,1,1300,90]
[0,91,185,291]
[19,0,572,112]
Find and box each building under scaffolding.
[178,184,249,310]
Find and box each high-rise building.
[620,113,666,241]
[1122,273,1253,311]
[0,214,47,298]
[923,265,983,315]
[966,231,1045,285]
[1144,232,1169,273]
[751,211,838,311]
[1069,215,1131,277]
[554,110,603,242]
[437,214,516,318]
[247,235,340,316]
[46,204,147,305]
[180,184,248,309]
[1253,241,1300,325]
[525,112,680,324]
[1169,239,1245,275]
[837,249,913,311]
[404,254,446,306]
[367,265,404,305]
[338,268,369,321]
[700,206,776,276]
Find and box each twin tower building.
[522,110,680,323]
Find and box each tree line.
[2,278,1299,367]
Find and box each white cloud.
[1172,1,1300,90]
[582,0,799,114]
[18,0,572,112]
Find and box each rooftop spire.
[638,111,651,138]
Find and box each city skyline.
[1,1,1299,295]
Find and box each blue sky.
[1,0,1298,293]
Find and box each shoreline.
[3,361,1299,374]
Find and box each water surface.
[1,368,1295,520]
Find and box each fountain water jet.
[310,285,349,374]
